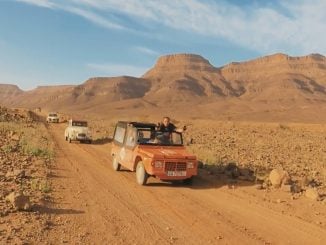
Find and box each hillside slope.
[1,53,326,122]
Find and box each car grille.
[165,162,187,171]
[78,133,86,137]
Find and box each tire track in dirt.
[46,123,326,244]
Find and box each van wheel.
[65,136,68,141]
[112,156,121,171]
[136,162,148,185]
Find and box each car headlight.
[153,160,163,168]
[187,162,194,169]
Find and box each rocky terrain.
[184,121,326,198]
[1,52,326,243]
[0,107,55,244]
[89,117,326,202]
[0,107,326,243]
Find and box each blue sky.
[0,0,325,90]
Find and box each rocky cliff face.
[0,84,23,105]
[143,54,243,100]
[221,53,326,82]
[220,53,326,101]
[1,52,326,120]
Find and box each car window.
[138,130,183,145]
[171,132,182,145]
[114,126,126,144]
[125,128,136,147]
[72,121,87,127]
[137,129,152,143]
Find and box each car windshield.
[137,129,183,146]
[72,121,88,127]
[49,114,57,117]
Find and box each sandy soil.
[43,123,326,245]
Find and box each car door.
[120,126,137,170]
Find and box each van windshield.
[137,129,183,146]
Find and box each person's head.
[162,116,171,127]
[138,131,144,139]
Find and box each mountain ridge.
[1,52,326,122]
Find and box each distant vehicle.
[46,112,59,123]
[111,121,198,185]
[64,119,92,144]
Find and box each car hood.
[138,146,196,160]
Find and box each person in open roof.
[157,116,186,133]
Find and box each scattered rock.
[13,169,25,178]
[305,188,320,201]
[269,168,290,188]
[10,133,20,141]
[5,191,31,211]
[291,184,302,193]
[5,171,14,178]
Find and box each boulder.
[305,188,320,201]
[5,191,31,211]
[5,169,25,179]
[269,168,290,188]
[13,169,25,178]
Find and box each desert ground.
[1,107,326,245]
[1,53,326,244]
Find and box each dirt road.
[45,123,326,244]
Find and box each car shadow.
[92,137,113,145]
[145,163,266,190]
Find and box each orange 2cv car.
[111,121,198,185]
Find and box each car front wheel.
[112,156,121,171]
[136,161,148,185]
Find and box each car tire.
[68,137,71,143]
[136,161,148,185]
[112,156,121,171]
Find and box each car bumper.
[48,119,59,122]
[151,169,197,180]
[76,136,91,141]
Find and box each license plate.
[167,171,186,177]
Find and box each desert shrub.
[39,180,52,193]
[1,144,14,153]
[31,178,52,193]
[279,123,290,130]
[0,121,55,160]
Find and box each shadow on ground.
[32,204,85,215]
[92,137,113,145]
[145,163,267,190]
